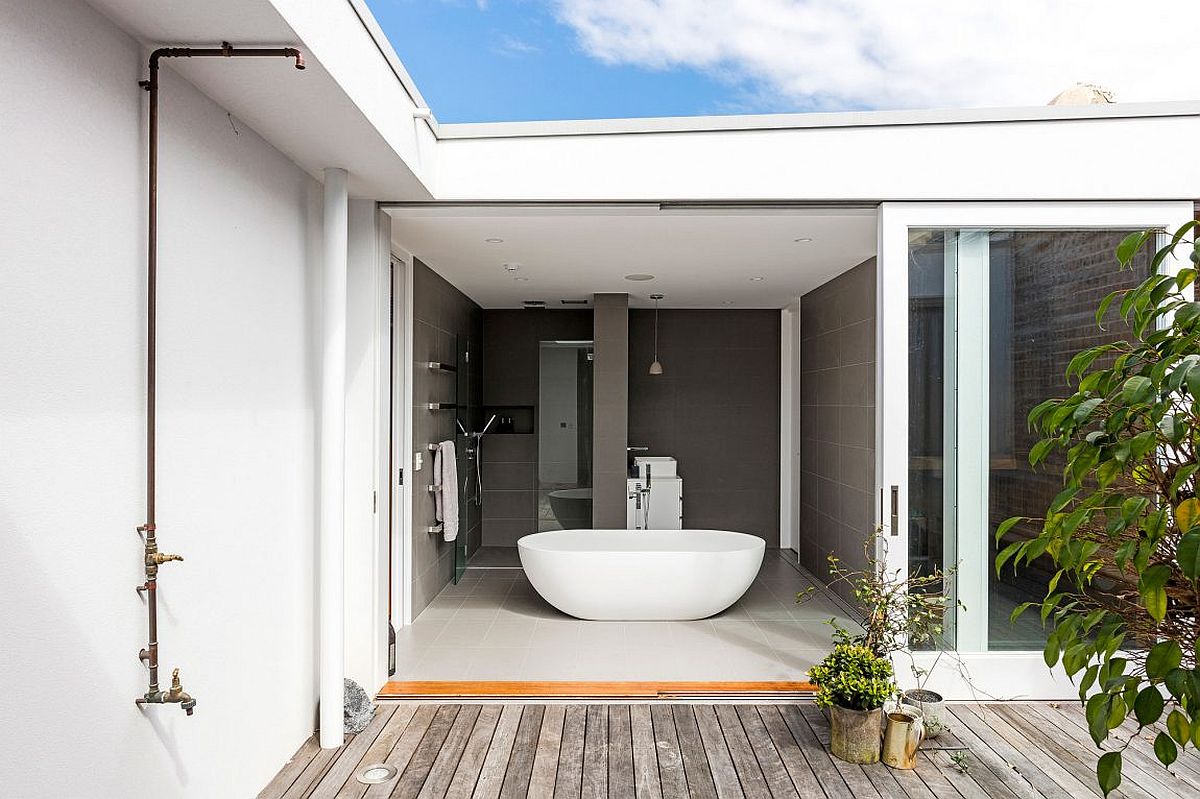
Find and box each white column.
[319,167,348,749]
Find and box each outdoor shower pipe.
[135,42,304,716]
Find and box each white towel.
[434,440,459,542]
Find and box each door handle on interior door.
[890,485,899,536]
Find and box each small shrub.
[808,643,895,711]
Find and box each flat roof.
[437,100,1200,140]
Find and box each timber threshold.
[378,680,817,700]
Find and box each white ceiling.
[386,207,877,308]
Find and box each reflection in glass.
[986,230,1146,649]
[907,230,955,649]
[537,341,594,531]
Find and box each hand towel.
[438,440,459,542]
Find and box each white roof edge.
[342,0,439,135]
[437,100,1200,140]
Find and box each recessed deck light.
[356,764,398,785]
[793,237,813,243]
[485,237,504,244]
[624,274,655,282]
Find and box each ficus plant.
[998,223,1200,796]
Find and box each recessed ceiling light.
[749,276,765,282]
[485,237,504,244]
[722,300,735,305]
[513,276,529,282]
[624,274,655,282]
[793,237,813,243]
[502,263,520,272]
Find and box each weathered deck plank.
[528,704,566,799]
[582,704,609,799]
[629,704,664,799]
[553,704,588,799]
[260,701,1200,799]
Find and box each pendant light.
[649,294,664,375]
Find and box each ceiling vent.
[522,300,547,309]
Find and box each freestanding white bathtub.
[517,529,765,621]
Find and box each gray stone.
[344,678,374,734]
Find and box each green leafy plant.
[800,525,962,658]
[808,643,896,711]
[999,223,1200,796]
[949,750,971,774]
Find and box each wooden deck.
[260,701,1200,798]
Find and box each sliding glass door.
[879,204,1191,682]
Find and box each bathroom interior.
[387,207,879,684]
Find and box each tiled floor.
[394,551,857,682]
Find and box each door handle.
[890,485,900,536]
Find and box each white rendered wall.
[0,0,321,794]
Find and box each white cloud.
[493,34,541,57]
[552,0,1199,110]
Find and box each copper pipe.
[136,42,304,715]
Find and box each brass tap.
[151,552,184,565]
[138,668,196,715]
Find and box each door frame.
[876,201,1192,698]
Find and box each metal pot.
[901,688,946,738]
[882,706,925,770]
[829,704,882,764]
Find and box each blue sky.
[365,1,754,122]
[365,1,1195,124]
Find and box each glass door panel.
[905,225,1150,651]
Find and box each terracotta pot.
[901,689,946,738]
[882,707,925,770]
[829,704,882,764]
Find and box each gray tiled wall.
[592,294,629,528]
[628,309,781,545]
[799,257,876,601]
[481,309,594,546]
[410,259,482,617]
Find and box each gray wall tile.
[799,257,877,603]
[627,309,781,546]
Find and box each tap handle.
[152,552,184,565]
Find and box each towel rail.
[427,402,456,411]
[426,361,457,373]
[426,524,443,534]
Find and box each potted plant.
[1000,224,1200,796]
[800,525,961,738]
[808,643,895,763]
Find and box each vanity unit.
[626,456,683,530]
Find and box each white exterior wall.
[436,114,1200,201]
[0,0,322,795]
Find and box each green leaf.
[1167,709,1190,744]
[1139,564,1172,623]
[1116,231,1151,266]
[1146,641,1182,679]
[1120,375,1154,404]
[1178,531,1200,582]
[1086,693,1112,745]
[1044,631,1061,668]
[994,515,1025,543]
[1154,731,1178,766]
[1133,686,1164,726]
[1097,751,1122,797]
